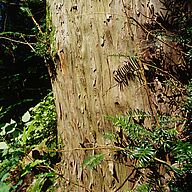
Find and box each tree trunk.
[46,0,185,191]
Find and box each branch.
[45,146,125,153]
[21,34,36,52]
[31,15,43,34]
[122,0,134,40]
[0,31,35,37]
[0,36,35,49]
[129,17,188,56]
[114,169,135,192]
[143,62,181,83]
[132,174,142,191]
[154,157,178,174]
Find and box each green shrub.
[0,92,58,191]
[105,108,192,191]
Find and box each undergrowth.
[0,92,59,192]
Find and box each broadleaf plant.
[0,92,58,191]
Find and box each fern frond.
[129,146,155,167]
[108,113,152,144]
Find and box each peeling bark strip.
[47,0,185,191]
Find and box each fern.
[107,109,192,190]
[128,146,155,167]
[108,110,152,145]
[173,141,192,163]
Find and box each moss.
[46,4,56,57]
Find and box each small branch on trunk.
[0,36,35,51]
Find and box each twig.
[114,169,135,192]
[186,44,192,48]
[21,34,36,52]
[132,174,142,191]
[21,1,43,34]
[102,83,118,97]
[154,157,178,174]
[137,58,160,126]
[0,36,35,47]
[3,12,7,32]
[0,31,35,37]
[143,63,181,83]
[129,17,188,56]
[31,15,43,34]
[41,165,92,192]
[122,0,134,40]
[44,146,125,153]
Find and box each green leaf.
[0,120,16,136]
[20,7,33,17]
[5,124,16,134]
[0,182,11,192]
[131,146,155,167]
[0,142,8,150]
[1,173,10,182]
[30,160,45,168]
[22,127,27,145]
[22,160,45,177]
[43,172,55,178]
[22,111,31,123]
[104,132,118,141]
[26,176,46,192]
[173,141,192,163]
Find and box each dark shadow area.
[0,0,51,122]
